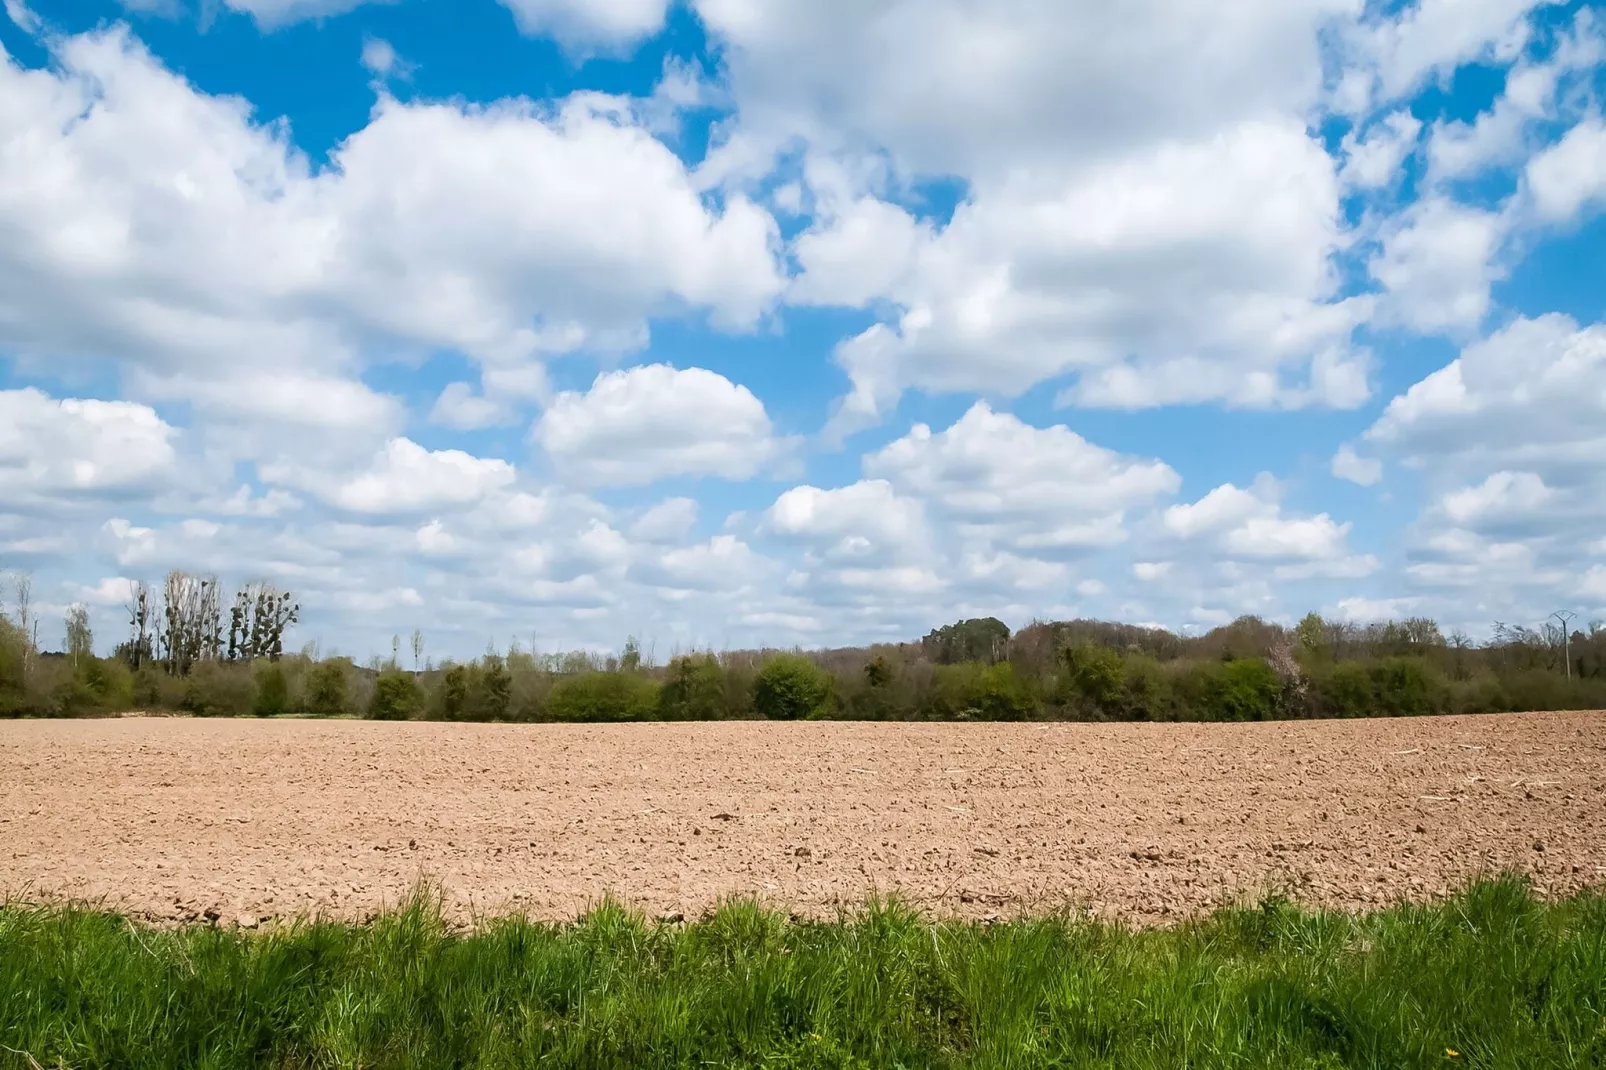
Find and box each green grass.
[2,877,1604,1068]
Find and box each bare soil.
[2,712,1603,926]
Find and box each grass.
[2,877,1604,1068]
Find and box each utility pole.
[1551,610,1577,679]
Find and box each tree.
[753,653,832,720]
[620,635,642,673]
[369,669,421,720]
[411,628,424,671]
[921,617,1010,665]
[658,654,726,720]
[306,659,349,715]
[65,604,93,667]
[8,571,32,678]
[122,580,155,670]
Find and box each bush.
[1062,645,1125,715]
[657,655,727,720]
[253,663,289,717]
[306,659,350,716]
[179,662,256,717]
[474,657,512,721]
[1369,657,1446,717]
[437,665,469,720]
[1180,658,1281,721]
[752,654,832,720]
[368,670,421,721]
[544,672,659,722]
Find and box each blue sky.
[2,0,1605,661]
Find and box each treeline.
[2,571,1604,721]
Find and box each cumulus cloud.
[1331,443,1383,486]
[1369,197,1505,334]
[1163,476,1373,573]
[497,0,670,50]
[263,438,517,515]
[766,480,929,563]
[0,388,177,500]
[0,26,784,466]
[1521,118,1606,224]
[1341,110,1422,189]
[534,364,787,485]
[863,402,1180,551]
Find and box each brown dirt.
[2,711,1603,926]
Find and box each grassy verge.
[2,878,1604,1068]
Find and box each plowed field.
[3,711,1602,925]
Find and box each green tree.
[921,617,1010,665]
[253,663,288,717]
[439,665,469,720]
[753,654,831,720]
[545,672,659,722]
[474,657,512,721]
[306,659,349,716]
[1062,645,1125,713]
[657,655,726,720]
[369,669,420,721]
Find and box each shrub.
[179,662,256,717]
[306,659,350,716]
[964,661,1037,721]
[253,663,289,717]
[1180,658,1281,721]
[473,658,512,721]
[438,665,469,720]
[657,655,727,720]
[752,654,832,720]
[369,670,421,721]
[1310,660,1373,718]
[545,671,659,722]
[1369,657,1446,717]
[1062,645,1125,715]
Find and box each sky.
[1,0,1605,662]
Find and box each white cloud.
[1521,118,1606,224]
[696,0,1351,182]
[1441,471,1552,525]
[816,120,1367,430]
[766,480,928,563]
[5,0,40,33]
[264,438,517,515]
[0,388,177,498]
[428,382,516,431]
[1163,476,1365,565]
[1342,0,1562,108]
[1133,561,1173,581]
[1341,110,1422,188]
[1369,197,1504,334]
[1331,443,1383,486]
[497,0,671,50]
[534,364,785,485]
[630,497,699,542]
[1360,314,1606,614]
[636,534,768,593]
[1365,314,1606,469]
[863,402,1179,549]
[0,27,784,470]
[359,36,413,80]
[218,0,372,27]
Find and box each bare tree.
[123,579,155,670]
[9,571,33,677]
[411,627,424,671]
[65,604,93,667]
[157,571,225,675]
